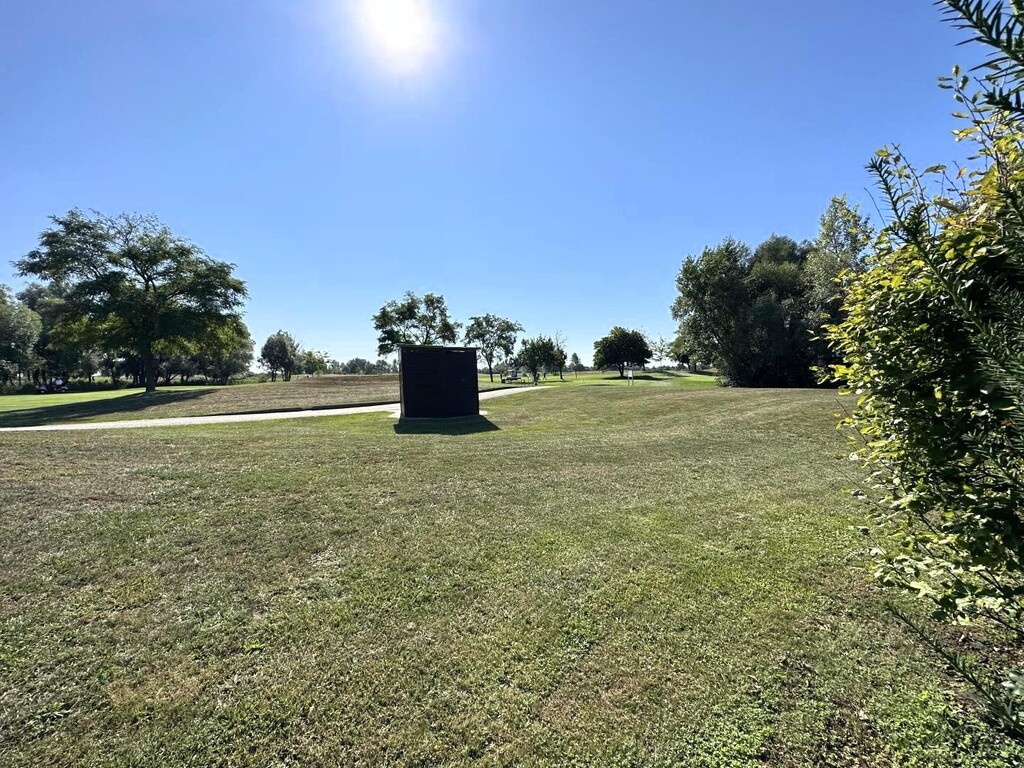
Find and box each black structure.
[398,345,480,418]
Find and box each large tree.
[15,211,247,392]
[259,330,300,382]
[463,314,523,381]
[671,235,814,387]
[372,291,460,355]
[592,326,652,378]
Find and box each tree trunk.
[488,365,493,382]
[142,348,157,393]
[618,364,625,378]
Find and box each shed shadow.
[393,415,499,435]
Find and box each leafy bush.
[829,0,1024,733]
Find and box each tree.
[827,0,1024,732]
[372,291,460,355]
[517,336,558,383]
[300,349,328,376]
[0,285,41,385]
[196,318,253,384]
[671,236,815,387]
[805,196,873,371]
[649,335,670,369]
[552,330,568,380]
[667,333,693,370]
[569,352,584,378]
[17,281,100,384]
[15,211,247,392]
[592,326,652,378]
[259,331,300,382]
[463,314,523,381]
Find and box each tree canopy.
[0,285,41,385]
[259,330,300,382]
[372,291,460,356]
[517,336,558,383]
[671,235,817,386]
[15,210,247,392]
[464,314,523,381]
[592,327,652,377]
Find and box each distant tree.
[593,326,652,378]
[342,357,374,375]
[300,349,328,376]
[668,333,693,371]
[569,352,584,378]
[372,291,460,355]
[805,195,873,371]
[463,314,523,382]
[260,330,300,382]
[517,336,558,384]
[196,318,253,384]
[552,330,568,380]
[0,285,41,385]
[15,211,247,392]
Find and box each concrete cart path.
[0,386,551,432]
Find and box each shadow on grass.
[0,389,214,428]
[393,415,499,435]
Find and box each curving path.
[0,386,550,432]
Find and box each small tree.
[552,330,568,380]
[569,352,584,378]
[259,331,300,382]
[463,314,523,381]
[372,291,460,355]
[300,349,328,376]
[517,336,557,384]
[593,326,652,377]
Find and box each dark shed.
[398,345,480,418]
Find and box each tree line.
[372,291,657,383]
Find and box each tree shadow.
[592,373,661,382]
[0,389,214,428]
[393,415,499,435]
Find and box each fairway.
[0,384,1013,766]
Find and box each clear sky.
[0,1,982,365]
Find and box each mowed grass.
[0,385,1017,766]
[0,377,405,427]
[0,372,714,428]
[0,375,493,428]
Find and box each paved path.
[0,387,550,433]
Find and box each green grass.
[0,385,1018,766]
[0,375,515,427]
[0,372,717,427]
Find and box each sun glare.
[356,0,439,75]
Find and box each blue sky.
[0,1,982,365]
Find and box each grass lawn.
[0,371,715,428]
[0,375,476,428]
[0,385,1016,766]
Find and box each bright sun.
[356,0,439,75]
